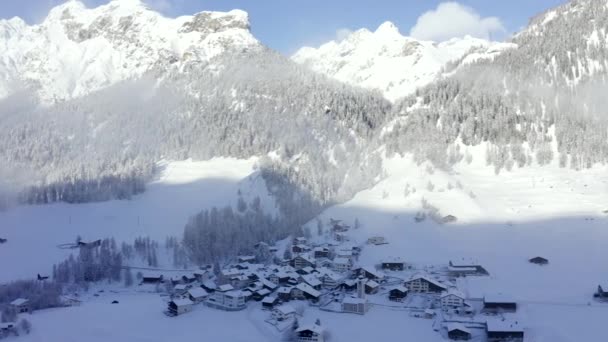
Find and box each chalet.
[238,255,256,264]
[167,298,193,316]
[381,257,406,271]
[277,287,293,302]
[188,287,208,303]
[313,247,331,259]
[141,273,164,284]
[296,325,325,342]
[201,280,217,293]
[260,277,279,292]
[529,256,549,265]
[367,236,387,245]
[292,255,315,270]
[441,288,467,310]
[207,289,247,311]
[332,222,350,232]
[339,279,357,292]
[317,269,341,289]
[230,274,251,289]
[486,320,524,342]
[193,270,209,282]
[334,232,349,242]
[292,283,321,302]
[341,296,369,315]
[595,285,608,299]
[294,237,308,245]
[483,294,517,313]
[9,298,30,313]
[300,275,323,290]
[448,260,489,276]
[447,323,472,341]
[424,309,436,319]
[365,280,380,295]
[173,284,189,296]
[389,286,408,301]
[262,295,280,309]
[332,257,352,273]
[272,304,296,321]
[355,266,385,281]
[292,244,311,254]
[404,275,447,293]
[182,274,197,283]
[252,288,272,301]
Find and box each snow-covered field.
[0,157,275,282]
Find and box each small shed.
[10,298,30,313]
[447,323,471,340]
[389,286,408,301]
[261,295,279,309]
[168,298,194,316]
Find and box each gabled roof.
[486,320,524,332]
[406,274,447,289]
[390,286,408,293]
[301,274,322,287]
[217,284,235,292]
[296,283,321,298]
[366,279,379,288]
[358,266,385,279]
[174,284,188,291]
[202,280,217,289]
[296,325,323,334]
[10,298,28,306]
[447,323,471,334]
[262,296,278,304]
[171,298,193,307]
[273,304,296,315]
[188,287,208,298]
[441,288,466,299]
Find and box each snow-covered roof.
[382,257,405,263]
[174,284,188,290]
[260,277,278,289]
[273,304,296,315]
[278,286,292,294]
[447,323,471,334]
[359,266,385,279]
[262,296,278,304]
[218,284,235,292]
[188,287,208,298]
[171,298,193,307]
[296,325,323,334]
[333,257,351,265]
[0,322,15,329]
[202,280,217,289]
[296,283,321,298]
[10,298,28,306]
[391,286,408,293]
[406,274,446,289]
[441,288,466,299]
[142,272,163,279]
[486,320,524,332]
[484,293,516,303]
[448,266,477,272]
[301,274,322,287]
[366,279,379,288]
[256,288,271,296]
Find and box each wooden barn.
[447,323,472,340]
[389,286,408,301]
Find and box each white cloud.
[336,28,353,42]
[409,2,505,42]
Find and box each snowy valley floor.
[2,155,608,341]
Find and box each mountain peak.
[375,21,400,36]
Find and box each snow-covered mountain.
[292,22,515,102]
[0,0,259,102]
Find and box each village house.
[448,260,489,276]
[10,298,30,314]
[291,254,316,270]
[317,269,341,289]
[389,286,408,301]
[238,255,256,264]
[292,244,311,254]
[332,257,352,273]
[313,247,331,259]
[486,320,524,342]
[141,273,164,284]
[447,323,472,341]
[300,274,323,290]
[262,295,280,309]
[230,274,251,289]
[207,289,247,311]
[188,287,208,303]
[483,294,517,313]
[365,279,380,295]
[339,279,357,292]
[296,325,325,342]
[404,275,447,293]
[367,236,387,245]
[272,304,296,321]
[218,269,242,285]
[528,256,549,265]
[334,232,349,242]
[294,237,308,245]
[381,257,406,271]
[252,288,272,301]
[167,298,194,316]
[0,322,16,337]
[173,284,189,296]
[260,277,279,292]
[291,283,321,302]
[354,266,385,282]
[182,274,197,283]
[296,266,315,275]
[277,286,293,302]
[441,288,467,310]
[201,280,217,293]
[595,285,608,299]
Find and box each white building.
[9,298,30,313]
[168,298,193,316]
[332,257,352,272]
[404,274,447,293]
[207,287,247,311]
[440,288,467,310]
[341,296,369,315]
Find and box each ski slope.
[0,157,275,282]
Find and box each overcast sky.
[0,0,567,54]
